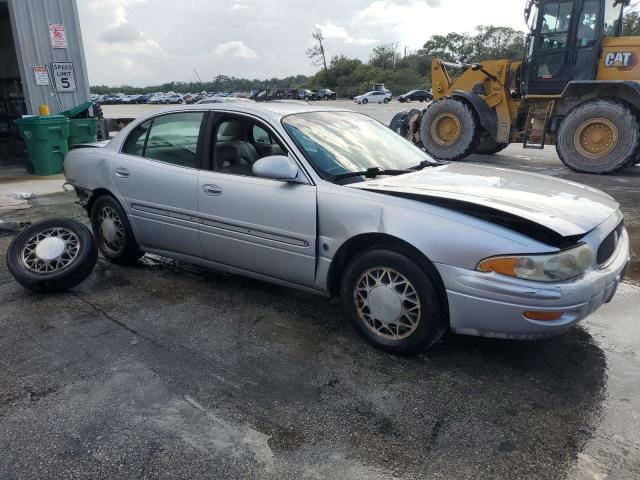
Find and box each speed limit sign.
[52,62,77,92]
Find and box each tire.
[475,133,509,155]
[340,249,447,355]
[405,109,423,145]
[91,102,104,120]
[383,98,390,104]
[90,195,143,265]
[421,99,480,161]
[6,218,98,293]
[362,98,368,105]
[555,98,640,174]
[389,111,409,138]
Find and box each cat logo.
[604,52,638,71]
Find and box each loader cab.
[521,0,626,96]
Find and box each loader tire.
[421,99,480,161]
[405,109,423,145]
[475,134,509,155]
[389,111,409,138]
[555,99,639,174]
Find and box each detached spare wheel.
[7,218,98,293]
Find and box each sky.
[76,0,526,86]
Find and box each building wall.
[7,0,90,115]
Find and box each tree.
[369,43,401,70]
[474,26,526,60]
[421,26,525,64]
[624,10,640,36]
[306,27,328,73]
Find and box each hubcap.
[98,206,125,254]
[574,118,618,158]
[21,227,80,273]
[354,267,421,341]
[432,112,461,146]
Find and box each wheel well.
[86,188,116,216]
[555,81,640,119]
[327,233,449,312]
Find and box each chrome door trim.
[130,202,309,247]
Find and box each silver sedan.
[62,103,629,354]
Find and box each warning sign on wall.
[48,24,67,49]
[52,62,76,92]
[33,66,49,86]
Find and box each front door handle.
[202,184,222,196]
[115,167,130,178]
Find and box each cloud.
[213,41,258,59]
[317,22,378,45]
[231,4,250,13]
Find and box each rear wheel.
[420,99,480,161]
[475,133,509,155]
[405,109,424,145]
[91,195,143,264]
[389,111,409,137]
[340,249,447,355]
[556,99,639,174]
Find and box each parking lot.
[1,100,639,479]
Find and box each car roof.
[171,101,347,119]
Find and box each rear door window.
[144,112,205,168]
[122,120,151,157]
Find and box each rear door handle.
[202,184,222,196]
[115,167,130,178]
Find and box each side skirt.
[142,247,331,298]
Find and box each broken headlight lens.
[476,244,594,283]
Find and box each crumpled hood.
[349,163,619,237]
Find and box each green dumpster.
[60,101,98,147]
[16,115,70,176]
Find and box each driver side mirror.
[252,155,304,183]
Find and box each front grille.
[597,221,624,265]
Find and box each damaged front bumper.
[436,229,630,340]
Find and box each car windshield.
[282,111,436,180]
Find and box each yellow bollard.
[38,104,50,116]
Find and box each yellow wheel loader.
[413,0,640,174]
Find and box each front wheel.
[420,99,480,161]
[383,98,390,104]
[91,195,143,264]
[362,98,368,105]
[340,249,447,355]
[556,99,639,174]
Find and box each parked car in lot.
[354,91,392,104]
[317,88,337,100]
[298,89,318,101]
[167,94,184,104]
[397,90,432,103]
[62,103,629,354]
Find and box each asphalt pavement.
[0,100,638,479]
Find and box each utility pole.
[193,69,203,84]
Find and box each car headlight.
[476,244,594,283]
